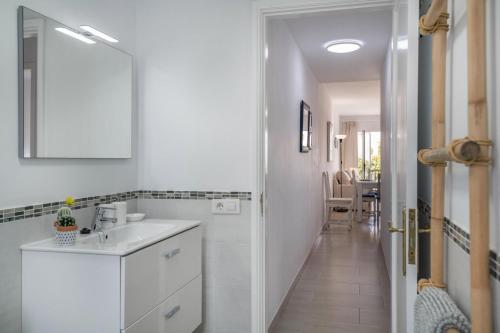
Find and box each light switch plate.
[211,199,240,215]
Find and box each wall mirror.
[18,6,132,158]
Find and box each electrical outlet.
[211,199,240,215]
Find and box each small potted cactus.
[54,196,78,246]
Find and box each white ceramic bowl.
[126,213,146,222]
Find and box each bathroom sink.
[79,222,176,246]
[21,219,200,256]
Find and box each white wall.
[265,19,333,327]
[134,1,255,332]
[136,0,254,192]
[0,0,138,209]
[0,2,137,332]
[319,83,340,171]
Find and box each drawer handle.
[165,305,181,319]
[164,248,181,259]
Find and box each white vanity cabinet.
[22,223,201,333]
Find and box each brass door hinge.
[408,208,416,265]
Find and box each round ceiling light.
[324,39,363,53]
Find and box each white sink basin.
[21,219,200,256]
[80,223,175,246]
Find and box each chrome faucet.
[92,205,117,232]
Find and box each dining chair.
[323,172,353,231]
[361,173,380,225]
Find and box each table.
[355,180,378,222]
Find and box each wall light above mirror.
[80,25,119,43]
[18,6,132,158]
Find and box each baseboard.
[267,231,323,332]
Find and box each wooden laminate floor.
[271,220,391,333]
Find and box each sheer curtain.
[341,121,358,171]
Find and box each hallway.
[271,221,391,333]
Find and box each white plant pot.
[55,229,78,246]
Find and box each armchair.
[332,170,357,207]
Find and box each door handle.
[387,206,407,276]
[388,226,404,233]
[164,305,181,319]
[164,248,181,259]
[418,227,431,234]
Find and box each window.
[357,131,381,180]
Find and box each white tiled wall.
[445,238,500,331]
[137,199,251,333]
[0,198,249,333]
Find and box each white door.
[390,0,419,332]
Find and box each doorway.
[253,1,420,332]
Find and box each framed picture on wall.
[327,121,333,161]
[308,110,313,150]
[300,101,311,152]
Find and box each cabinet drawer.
[123,275,202,333]
[121,227,201,328]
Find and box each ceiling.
[283,7,392,83]
[324,81,380,116]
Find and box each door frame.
[252,1,394,332]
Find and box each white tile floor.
[270,220,391,333]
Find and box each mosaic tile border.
[0,190,252,224]
[0,191,138,224]
[417,198,499,282]
[136,190,252,201]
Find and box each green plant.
[56,196,76,227]
[57,215,76,227]
[358,147,381,179]
[57,206,73,220]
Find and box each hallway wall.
[418,0,500,330]
[265,19,334,328]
